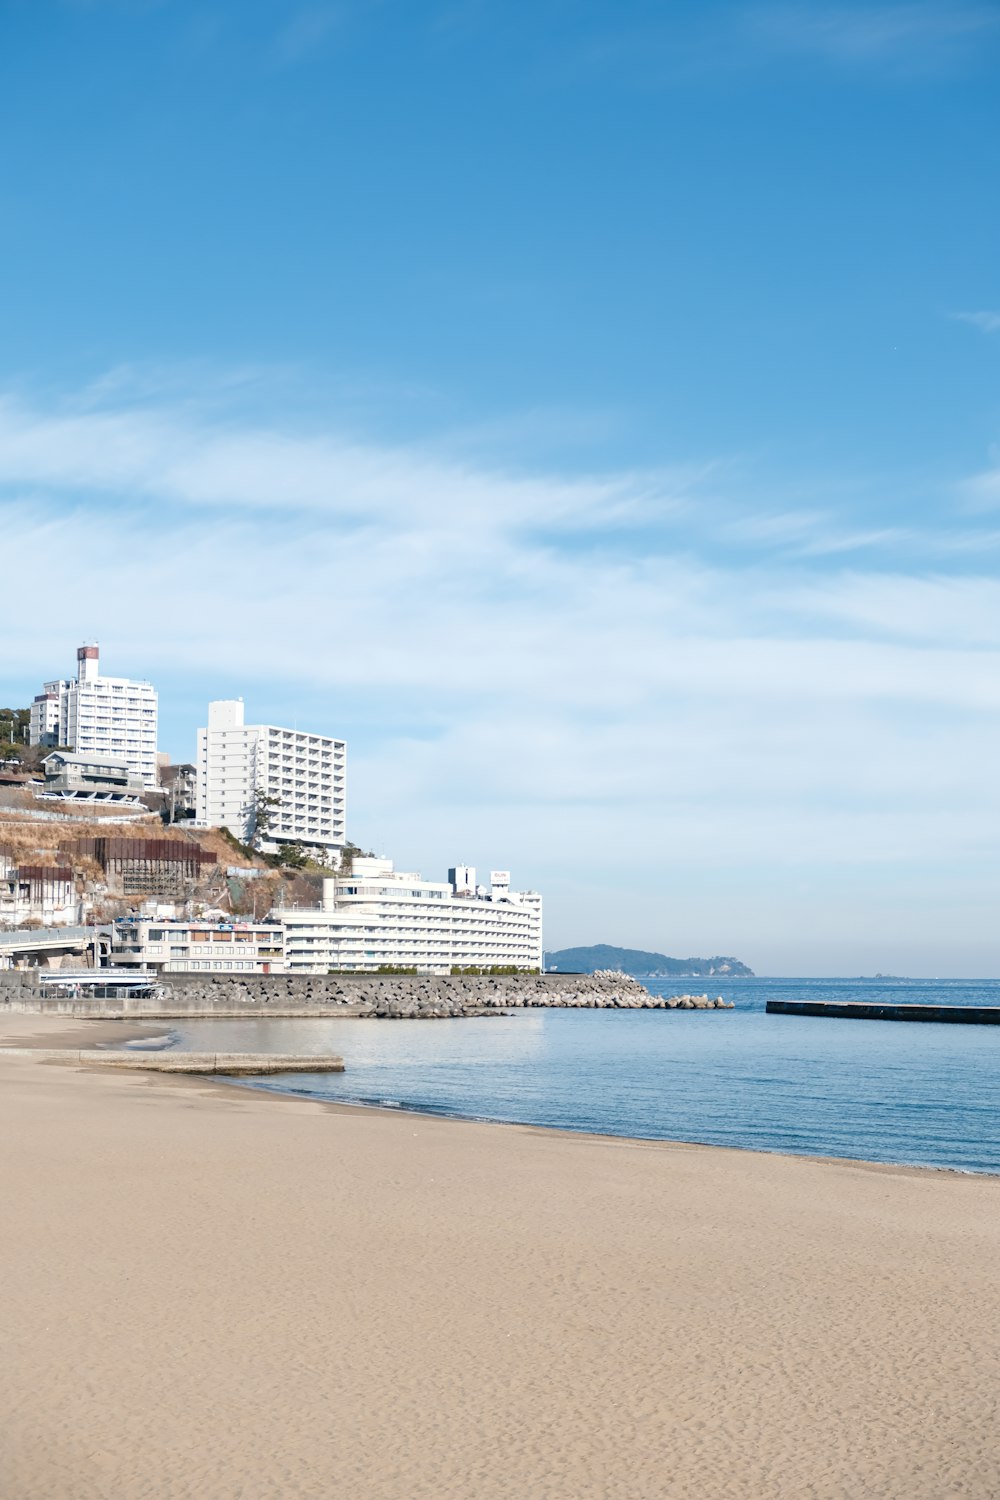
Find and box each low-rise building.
[0,856,79,929]
[110,918,285,973]
[41,751,146,802]
[158,760,198,821]
[273,859,542,974]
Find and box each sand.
[2,1013,999,1500]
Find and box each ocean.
[168,977,1000,1174]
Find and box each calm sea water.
[168,977,1000,1174]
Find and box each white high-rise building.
[29,644,158,788]
[273,858,543,973]
[195,699,346,861]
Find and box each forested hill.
[544,945,754,978]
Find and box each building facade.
[0,856,79,929]
[273,859,543,974]
[157,759,198,821]
[41,751,146,803]
[29,691,60,744]
[195,699,346,862]
[29,645,158,788]
[110,918,285,973]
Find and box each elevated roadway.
[0,925,111,967]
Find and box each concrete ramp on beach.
[0,1049,345,1074]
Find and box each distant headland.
[544,944,754,978]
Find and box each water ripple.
[173,977,1000,1173]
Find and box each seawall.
[0,970,734,1019]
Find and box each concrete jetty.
[0,1048,345,1074]
[766,1000,1000,1026]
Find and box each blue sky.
[2,0,999,973]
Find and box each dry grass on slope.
[0,810,270,874]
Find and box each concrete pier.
[766,1000,1000,1025]
[0,1048,345,1074]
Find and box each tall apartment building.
[195,699,346,862]
[273,859,543,973]
[29,645,158,788]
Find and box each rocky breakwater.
[17,970,737,1019]
[345,972,737,1019]
[657,993,735,1011]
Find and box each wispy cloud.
[776,571,1000,646]
[0,388,705,538]
[961,462,1000,511]
[274,5,343,64]
[58,0,170,14]
[720,508,910,557]
[745,2,1000,66]
[954,310,1000,335]
[552,1,999,89]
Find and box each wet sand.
[2,1011,999,1499]
[0,1014,174,1050]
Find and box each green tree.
[0,707,30,759]
[277,840,308,869]
[338,840,375,876]
[249,787,282,851]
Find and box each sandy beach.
[2,1013,999,1500]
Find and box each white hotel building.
[110,918,285,974]
[274,859,543,973]
[195,699,346,862]
[29,645,158,788]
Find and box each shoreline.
[1,1011,989,1180]
[234,1076,999,1180]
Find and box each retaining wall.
[0,970,40,1000]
